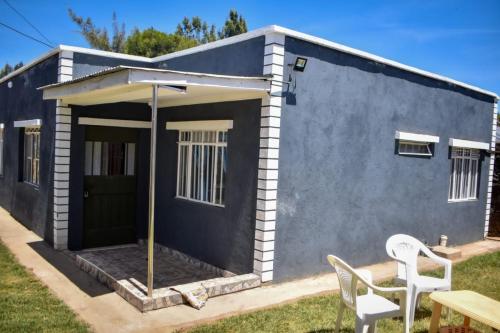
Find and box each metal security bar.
[24,128,40,186]
[449,147,480,201]
[176,130,228,206]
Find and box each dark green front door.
[83,126,138,248]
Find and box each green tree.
[68,9,248,56]
[125,28,197,57]
[0,62,24,79]
[175,16,217,44]
[68,9,126,52]
[219,10,247,39]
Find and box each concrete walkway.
[1,208,499,333]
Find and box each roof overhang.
[39,66,271,107]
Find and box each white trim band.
[78,117,151,129]
[395,131,439,143]
[166,120,233,131]
[14,119,42,128]
[449,138,490,150]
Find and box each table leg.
[463,316,470,327]
[429,302,443,333]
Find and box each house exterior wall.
[72,53,152,79]
[273,36,496,281]
[155,99,261,274]
[0,55,58,242]
[154,37,265,76]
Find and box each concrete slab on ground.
[0,207,499,333]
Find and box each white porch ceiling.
[39,66,271,107]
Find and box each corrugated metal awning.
[39,66,271,107]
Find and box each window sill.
[448,198,478,203]
[174,196,225,208]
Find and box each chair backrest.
[327,255,362,311]
[386,234,423,280]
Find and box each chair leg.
[415,293,422,309]
[355,317,367,333]
[335,302,345,333]
[367,321,376,333]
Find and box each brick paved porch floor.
[75,244,260,311]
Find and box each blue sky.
[1,0,499,94]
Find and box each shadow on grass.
[28,241,111,297]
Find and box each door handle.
[84,190,89,198]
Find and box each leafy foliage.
[0,62,24,79]
[218,10,248,39]
[69,9,126,52]
[125,28,197,57]
[68,9,248,57]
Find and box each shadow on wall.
[27,241,111,297]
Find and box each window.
[24,128,40,185]
[0,124,4,176]
[398,141,432,156]
[84,141,136,176]
[176,130,228,206]
[449,147,480,201]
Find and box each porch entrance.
[83,126,138,248]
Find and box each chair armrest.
[420,247,452,280]
[387,252,408,266]
[356,269,373,295]
[356,273,406,295]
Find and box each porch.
[75,243,260,311]
[40,65,274,311]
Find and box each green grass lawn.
[187,251,500,333]
[0,241,90,333]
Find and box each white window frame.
[23,127,41,186]
[0,123,4,176]
[398,141,433,156]
[175,130,228,207]
[448,147,480,202]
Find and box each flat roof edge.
[1,25,498,100]
[0,47,61,85]
[0,45,152,86]
[271,26,499,100]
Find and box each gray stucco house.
[0,25,498,290]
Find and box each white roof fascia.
[2,25,498,100]
[270,26,498,100]
[58,45,152,62]
[0,48,60,85]
[151,26,272,62]
[395,131,440,143]
[449,138,490,150]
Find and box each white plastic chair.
[327,255,409,333]
[386,234,452,326]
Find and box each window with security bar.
[24,128,40,186]
[176,130,228,206]
[449,147,480,201]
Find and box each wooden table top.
[430,290,500,330]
